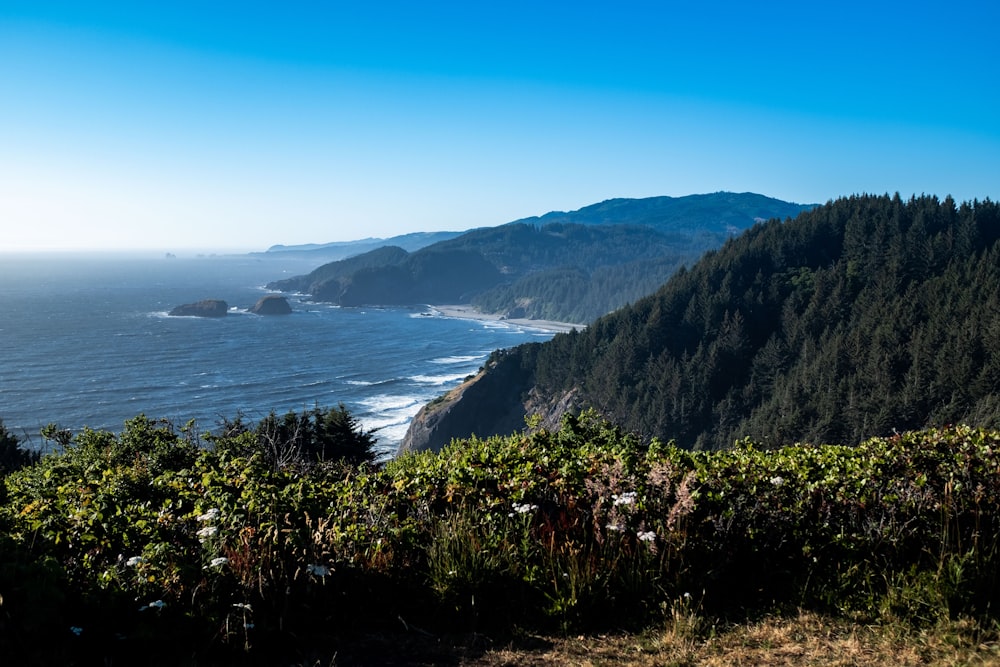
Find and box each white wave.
[357,393,427,446]
[366,421,411,447]
[430,355,482,365]
[479,321,518,331]
[411,372,470,386]
[358,394,422,413]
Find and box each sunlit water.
[0,252,553,458]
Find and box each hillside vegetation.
[268,192,812,323]
[1,413,999,663]
[425,194,1000,452]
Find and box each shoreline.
[429,304,585,334]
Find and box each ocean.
[0,252,554,458]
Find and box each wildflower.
[70,626,83,636]
[770,475,785,487]
[125,556,145,567]
[511,502,538,514]
[307,564,331,577]
[140,599,166,611]
[196,525,218,540]
[207,557,229,568]
[612,491,637,506]
[606,523,623,532]
[637,530,656,543]
[196,508,220,522]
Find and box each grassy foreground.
[322,612,1000,666]
[2,410,1000,663]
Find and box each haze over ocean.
[0,253,554,457]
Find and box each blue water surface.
[0,252,553,457]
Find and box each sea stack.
[250,295,292,315]
[168,299,229,317]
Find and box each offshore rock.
[250,295,292,315]
[168,299,229,317]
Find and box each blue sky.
[2,1,998,252]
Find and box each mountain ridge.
[268,192,815,323]
[401,193,1000,454]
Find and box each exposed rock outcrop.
[250,295,292,315]
[168,299,229,317]
[398,352,580,455]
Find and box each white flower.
[606,523,623,532]
[512,502,538,514]
[612,491,637,506]
[637,530,657,543]
[207,557,229,568]
[125,556,145,567]
[307,564,331,577]
[196,525,218,540]
[196,508,220,522]
[770,475,785,487]
[140,599,166,611]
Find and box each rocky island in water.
[168,299,229,317]
[168,295,292,317]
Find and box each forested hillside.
[268,193,813,323]
[511,191,811,235]
[406,194,1000,452]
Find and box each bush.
[3,409,1000,661]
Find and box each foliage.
[210,404,379,469]
[266,194,812,323]
[0,419,39,480]
[3,406,1000,661]
[501,194,1000,449]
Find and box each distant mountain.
[269,192,815,323]
[254,231,464,263]
[400,194,1000,454]
[511,192,813,235]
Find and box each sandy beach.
[429,305,585,334]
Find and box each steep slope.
[401,194,1000,454]
[267,245,410,294]
[272,192,814,321]
[268,246,502,305]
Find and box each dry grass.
[477,613,1000,667]
[318,612,1000,666]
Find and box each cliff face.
[398,352,580,454]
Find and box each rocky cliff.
[398,350,580,454]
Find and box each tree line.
[500,194,1000,449]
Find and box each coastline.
[429,304,585,334]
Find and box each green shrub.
[3,409,1000,661]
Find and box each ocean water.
[0,252,554,458]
